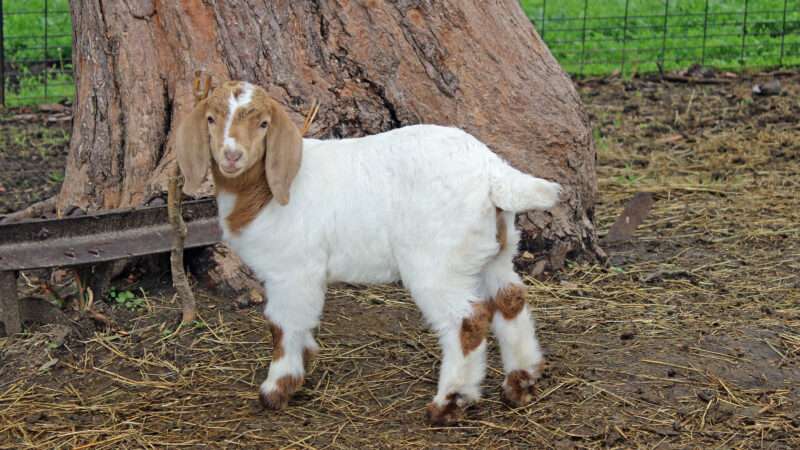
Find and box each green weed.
[48,170,64,182]
[614,163,647,186]
[108,288,146,311]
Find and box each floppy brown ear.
[175,99,211,195]
[265,100,303,205]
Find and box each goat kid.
[176,81,562,425]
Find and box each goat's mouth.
[217,162,243,177]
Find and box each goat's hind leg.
[407,277,492,425]
[260,278,324,410]
[483,212,545,406]
[490,283,543,406]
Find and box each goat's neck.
[211,159,272,234]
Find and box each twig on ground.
[168,169,196,324]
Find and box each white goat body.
[176,81,561,424]
[220,124,559,290]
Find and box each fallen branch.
[168,169,197,324]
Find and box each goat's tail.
[488,157,562,212]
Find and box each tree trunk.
[62,0,602,281]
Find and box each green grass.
[1,1,799,106]
[520,0,800,76]
[2,0,73,106]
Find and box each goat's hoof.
[259,375,304,410]
[502,364,543,406]
[260,389,290,410]
[426,393,465,426]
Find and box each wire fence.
[1,1,799,107]
[523,0,800,76]
[0,0,72,108]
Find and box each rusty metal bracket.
[602,192,655,244]
[0,198,221,335]
[0,199,219,270]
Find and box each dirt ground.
[1,72,799,449]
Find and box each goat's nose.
[224,149,243,162]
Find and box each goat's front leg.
[260,278,324,410]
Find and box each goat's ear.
[175,99,211,195]
[265,100,302,206]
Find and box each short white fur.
[210,119,561,413]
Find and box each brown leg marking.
[268,321,284,361]
[460,302,493,356]
[426,393,465,426]
[302,346,318,370]
[502,360,544,406]
[494,284,526,320]
[259,374,304,410]
[495,207,507,251]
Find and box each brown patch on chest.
[212,159,272,234]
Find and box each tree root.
[0,196,57,224]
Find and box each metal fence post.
[44,0,49,100]
[740,0,749,66]
[780,0,788,66]
[660,0,670,67]
[621,0,630,74]
[579,0,588,75]
[701,0,710,66]
[0,0,5,108]
[541,0,547,39]
[0,271,22,336]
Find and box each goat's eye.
[207,116,215,125]
[260,121,268,129]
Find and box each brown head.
[175,81,302,205]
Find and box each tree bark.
[63,0,602,278]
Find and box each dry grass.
[1,72,799,449]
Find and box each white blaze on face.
[223,82,255,150]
